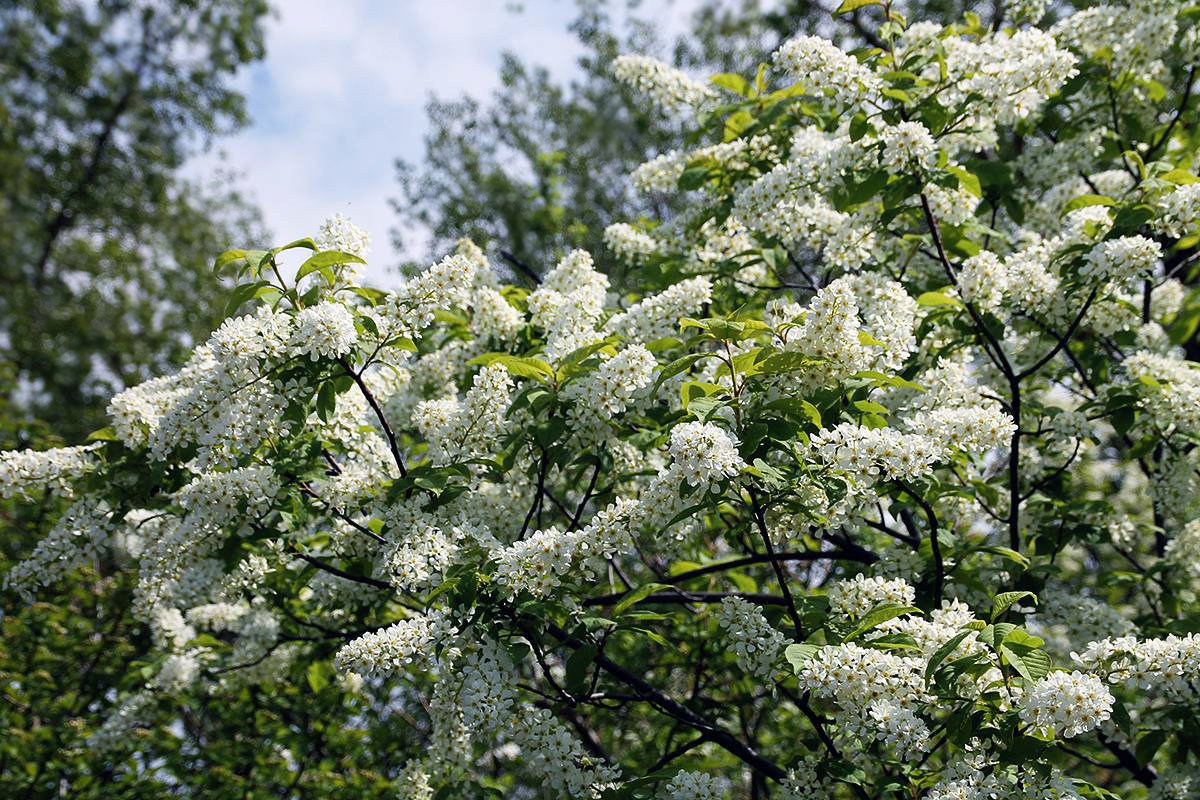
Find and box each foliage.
[6,0,1200,798]
[390,0,1060,285]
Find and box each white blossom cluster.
[528,250,609,360]
[826,574,917,619]
[1153,182,1200,236]
[1123,351,1200,436]
[4,499,112,599]
[772,35,880,108]
[715,597,787,679]
[1073,634,1200,702]
[1082,235,1162,285]
[879,122,938,174]
[290,301,358,361]
[668,422,745,488]
[1018,670,1114,738]
[334,610,458,679]
[611,55,717,114]
[0,443,99,500]
[415,364,513,464]
[659,770,726,800]
[562,344,656,423]
[491,498,638,597]
[604,276,713,344]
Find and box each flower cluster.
[0,444,98,500]
[668,422,745,488]
[826,574,917,619]
[611,55,717,114]
[1019,671,1114,739]
[715,597,787,679]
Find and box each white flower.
[0,444,99,500]
[333,610,457,678]
[668,421,745,488]
[604,222,660,263]
[880,122,938,173]
[773,35,880,108]
[1019,670,1113,738]
[1082,236,1161,284]
[716,597,787,679]
[290,302,357,361]
[660,770,725,800]
[827,574,916,619]
[612,54,717,114]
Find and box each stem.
[749,488,807,639]
[337,356,407,477]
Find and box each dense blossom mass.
[5,1,1200,797]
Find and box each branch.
[337,356,407,477]
[1016,286,1099,380]
[583,590,788,608]
[895,481,944,607]
[1100,735,1157,787]
[499,249,542,286]
[749,488,807,639]
[919,193,1015,381]
[546,623,787,781]
[290,549,392,592]
[1146,66,1196,161]
[663,550,875,586]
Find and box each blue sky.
[189,0,707,285]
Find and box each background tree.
[390,0,1023,283]
[0,0,270,443]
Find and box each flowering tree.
[5,1,1200,798]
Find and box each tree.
[0,0,269,443]
[6,1,1200,798]
[389,0,1060,283]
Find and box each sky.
[188,0,707,286]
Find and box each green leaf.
[999,644,1051,683]
[681,380,725,409]
[213,248,247,274]
[224,281,270,317]
[306,661,332,693]
[925,629,974,682]
[297,250,367,282]
[917,291,960,307]
[653,353,706,392]
[853,399,889,415]
[612,582,671,616]
[275,237,318,253]
[710,73,750,96]
[679,165,712,191]
[973,545,1031,569]
[845,604,921,642]
[834,0,881,15]
[857,329,885,347]
[977,622,1016,648]
[85,426,119,443]
[316,381,337,421]
[764,397,822,427]
[1063,194,1117,213]
[785,643,821,672]
[564,644,597,695]
[468,353,555,382]
[992,590,1037,620]
[946,165,982,198]
[1162,168,1199,185]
